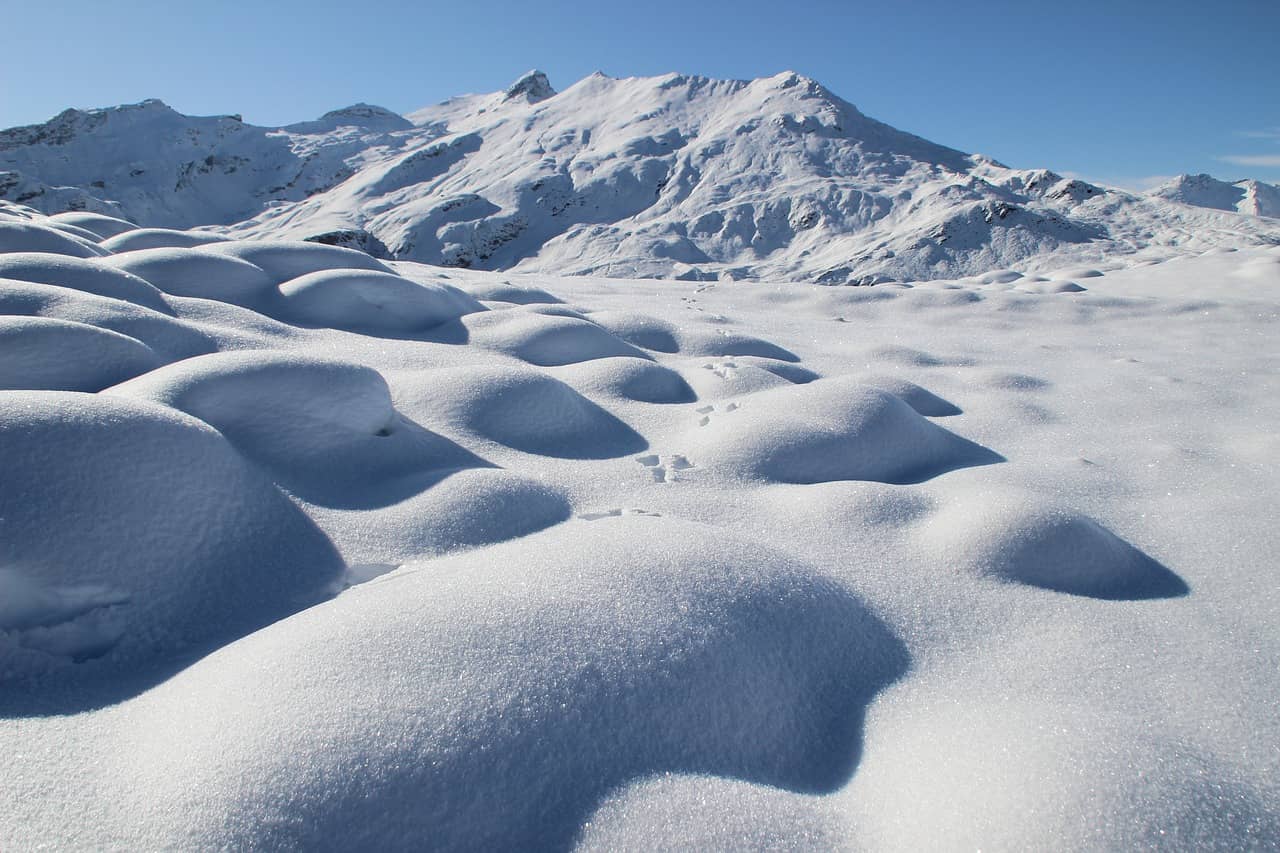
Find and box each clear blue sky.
[4,0,1278,187]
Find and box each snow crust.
[2,168,1279,850]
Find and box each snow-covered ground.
[4,71,1279,286]
[1,199,1278,849]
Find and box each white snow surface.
[1,186,1279,849]
[4,71,1280,284]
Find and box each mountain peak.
[505,70,556,103]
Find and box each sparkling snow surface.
[1,202,1278,850]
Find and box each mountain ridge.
[3,71,1278,283]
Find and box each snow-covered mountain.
[1149,173,1280,219]
[4,70,1279,283]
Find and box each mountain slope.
[1149,173,1280,219]
[4,71,1279,283]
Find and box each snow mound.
[104,246,277,305]
[0,317,161,391]
[857,374,962,416]
[108,351,482,508]
[312,468,572,566]
[0,252,170,311]
[684,358,813,399]
[462,309,650,366]
[204,240,393,282]
[0,220,107,258]
[276,268,484,333]
[587,310,682,353]
[46,211,138,240]
[462,280,563,304]
[100,228,230,252]
[578,774,845,852]
[679,327,800,362]
[691,378,1000,484]
[0,391,342,690]
[553,357,698,404]
[397,365,648,458]
[0,279,215,361]
[921,493,1186,599]
[114,516,906,850]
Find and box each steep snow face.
[1150,173,1280,218]
[5,73,1280,282]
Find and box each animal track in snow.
[635,453,694,482]
[578,507,663,521]
[696,401,739,427]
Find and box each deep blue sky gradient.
[5,0,1278,186]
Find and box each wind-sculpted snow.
[0,317,161,391]
[1,212,1277,849]
[107,518,908,850]
[276,268,484,333]
[0,391,342,694]
[6,72,1280,285]
[688,378,1001,484]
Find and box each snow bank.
[0,317,161,391]
[99,228,231,252]
[463,309,650,365]
[276,268,483,333]
[204,239,393,282]
[0,278,215,361]
[920,490,1187,599]
[553,356,698,404]
[104,246,277,304]
[47,211,138,240]
[310,468,572,566]
[112,517,907,850]
[0,220,107,258]
[0,252,170,311]
[690,378,1000,484]
[108,351,481,507]
[396,364,648,458]
[0,391,342,688]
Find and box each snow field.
[1,204,1277,849]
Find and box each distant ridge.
[3,71,1278,283]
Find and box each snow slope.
[1150,173,1280,218]
[5,71,1280,284]
[1,200,1278,849]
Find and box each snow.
[5,72,1280,285]
[2,85,1279,849]
[1151,173,1280,218]
[275,268,483,333]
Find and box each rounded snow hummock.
[203,240,393,282]
[0,252,170,312]
[107,351,483,508]
[690,377,1001,484]
[0,391,343,692]
[920,492,1187,599]
[104,247,276,306]
[113,516,907,850]
[462,309,651,366]
[0,317,162,391]
[396,364,648,459]
[46,211,139,241]
[586,310,682,353]
[276,268,484,334]
[99,228,231,253]
[553,356,697,404]
[0,220,108,258]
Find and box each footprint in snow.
[696,402,739,427]
[635,453,694,482]
[578,507,663,521]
